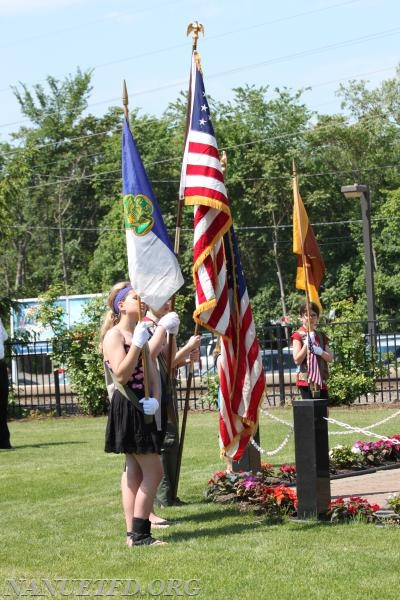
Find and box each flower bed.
[387,492,400,514]
[329,434,400,474]
[206,446,400,525]
[206,463,298,523]
[327,496,380,523]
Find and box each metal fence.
[257,320,400,406]
[6,320,400,416]
[7,340,74,416]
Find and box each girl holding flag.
[291,302,333,400]
[101,281,166,547]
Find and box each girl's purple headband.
[113,285,133,314]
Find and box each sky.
[0,0,399,142]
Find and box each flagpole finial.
[122,80,129,119]
[186,21,204,50]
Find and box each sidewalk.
[330,465,400,508]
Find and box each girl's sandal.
[133,535,168,546]
[150,519,171,529]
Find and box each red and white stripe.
[307,339,323,387]
[181,132,232,335]
[219,283,266,460]
[181,51,265,461]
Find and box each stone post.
[293,399,331,519]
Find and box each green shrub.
[387,493,400,515]
[34,289,108,416]
[328,363,376,406]
[329,444,366,470]
[326,299,381,405]
[7,401,29,420]
[59,322,109,416]
[200,373,219,409]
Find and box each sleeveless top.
[105,344,145,398]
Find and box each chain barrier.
[251,409,294,456]
[261,409,293,428]
[329,409,400,436]
[325,416,400,444]
[251,428,294,456]
[255,408,400,456]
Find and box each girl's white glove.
[305,333,323,356]
[312,345,323,356]
[158,311,180,335]
[139,397,159,415]
[132,321,150,348]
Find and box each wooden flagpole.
[122,81,151,401]
[293,160,320,393]
[173,21,204,267]
[293,160,312,320]
[172,22,205,501]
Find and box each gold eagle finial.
[186,22,204,50]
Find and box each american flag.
[180,51,265,460]
[179,52,232,335]
[218,226,266,460]
[307,334,323,388]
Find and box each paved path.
[330,466,400,508]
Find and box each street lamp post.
[341,184,377,348]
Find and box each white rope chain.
[261,409,293,428]
[251,428,294,456]
[329,409,400,436]
[251,410,294,456]
[253,408,400,456]
[325,416,400,444]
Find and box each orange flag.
[292,161,325,311]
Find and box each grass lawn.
[1,406,400,599]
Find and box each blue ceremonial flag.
[122,116,183,310]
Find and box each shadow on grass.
[170,513,267,541]
[171,504,241,524]
[11,441,87,449]
[288,519,332,530]
[162,503,291,541]
[167,504,333,538]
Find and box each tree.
[212,85,313,323]
[2,67,400,328]
[305,69,400,319]
[1,70,121,297]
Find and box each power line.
[21,160,400,192]
[0,0,364,92]
[2,214,398,234]
[2,101,398,178]
[0,24,398,133]
[0,1,186,51]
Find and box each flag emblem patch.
[123,193,154,236]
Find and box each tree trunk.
[56,185,70,295]
[272,212,287,319]
[13,235,30,290]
